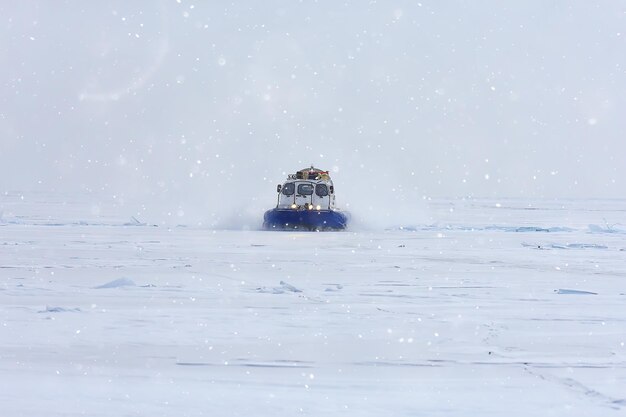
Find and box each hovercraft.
[263,166,350,231]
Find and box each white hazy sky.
[1,1,624,225]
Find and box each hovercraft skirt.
[263,209,349,230]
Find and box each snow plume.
[341,168,429,231]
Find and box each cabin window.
[281,182,295,196]
[315,184,329,197]
[297,183,314,195]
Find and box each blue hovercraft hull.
[263,209,349,230]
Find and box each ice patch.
[176,362,215,367]
[588,224,625,234]
[124,216,148,226]
[38,306,81,313]
[278,281,301,292]
[393,224,575,233]
[236,359,313,368]
[522,242,608,250]
[553,243,608,249]
[555,289,598,295]
[94,277,136,289]
[176,360,313,368]
[256,280,302,294]
[491,226,575,233]
[324,284,343,292]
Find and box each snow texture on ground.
[1,192,625,416]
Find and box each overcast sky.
[1,1,624,225]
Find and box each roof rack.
[296,166,329,180]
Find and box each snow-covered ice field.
[1,192,625,416]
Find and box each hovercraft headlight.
[316,205,321,210]
[290,204,297,209]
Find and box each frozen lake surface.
[1,192,625,416]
